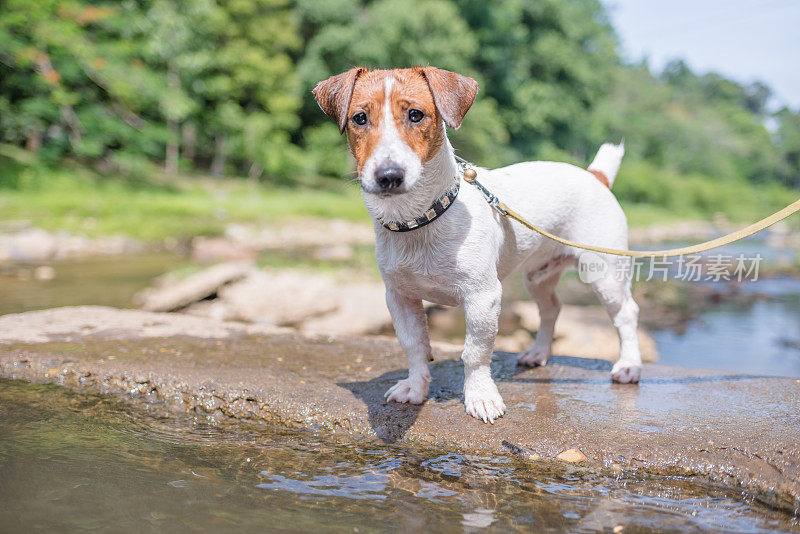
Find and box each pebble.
[557,448,587,463]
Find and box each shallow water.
[641,236,800,377]
[0,253,182,316]
[0,378,797,533]
[654,277,800,377]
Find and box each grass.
[0,146,366,241]
[1,144,797,242]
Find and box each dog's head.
[313,67,478,196]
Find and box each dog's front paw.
[384,375,429,404]
[611,361,641,384]
[517,345,550,367]
[463,376,506,423]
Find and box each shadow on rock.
[339,353,521,443]
[338,358,465,443]
[502,352,781,385]
[339,351,781,442]
[338,353,608,442]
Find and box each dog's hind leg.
[589,257,642,383]
[518,261,566,367]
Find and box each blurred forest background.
[1,0,799,239]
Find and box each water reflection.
[0,379,797,532]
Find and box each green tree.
[0,0,796,195]
[0,0,163,171]
[295,0,512,171]
[457,0,618,161]
[142,0,218,174]
[175,0,302,179]
[775,107,800,188]
[593,60,779,184]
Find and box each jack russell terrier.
[313,67,641,423]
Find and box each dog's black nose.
[375,165,404,189]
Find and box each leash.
[459,166,800,258]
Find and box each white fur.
[366,131,641,423]
[588,142,625,187]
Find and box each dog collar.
[380,181,460,232]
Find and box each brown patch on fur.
[588,169,611,189]
[391,72,444,163]
[416,66,478,129]
[313,67,478,172]
[312,67,366,133]
[345,69,391,172]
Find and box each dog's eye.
[408,109,424,123]
[351,112,367,126]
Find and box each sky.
[603,0,800,110]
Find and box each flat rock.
[1,306,798,512]
[135,261,253,312]
[224,219,374,250]
[0,305,290,344]
[299,282,391,335]
[0,228,57,262]
[0,227,144,263]
[178,269,392,335]
[217,270,340,326]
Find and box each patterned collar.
[379,180,460,232]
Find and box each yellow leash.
[461,168,800,258]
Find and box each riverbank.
[1,306,798,515]
[4,232,799,370]
[3,147,798,244]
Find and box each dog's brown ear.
[312,68,367,133]
[419,67,478,129]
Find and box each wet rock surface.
[1,306,798,512]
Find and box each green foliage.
[591,61,792,187]
[775,107,800,187]
[294,0,511,168]
[614,159,798,225]
[0,0,301,178]
[0,0,797,205]
[457,0,618,159]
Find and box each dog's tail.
[587,141,624,189]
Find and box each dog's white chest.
[373,197,501,308]
[384,269,460,306]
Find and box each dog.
[313,67,641,423]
